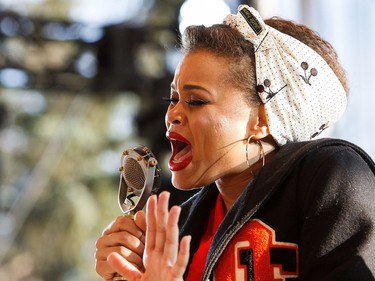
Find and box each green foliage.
[0,91,147,280]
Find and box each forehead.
[173,51,230,83]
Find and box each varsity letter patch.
[213,219,299,281]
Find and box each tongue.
[173,145,192,163]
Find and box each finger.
[102,216,128,235]
[134,211,146,244]
[107,252,141,281]
[96,232,144,259]
[96,244,143,269]
[172,235,191,278]
[163,205,181,265]
[155,191,170,252]
[103,216,144,240]
[145,195,157,252]
[95,259,116,281]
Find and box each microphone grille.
[123,158,145,191]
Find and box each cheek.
[212,115,245,142]
[212,119,229,139]
[195,116,244,158]
[199,115,226,140]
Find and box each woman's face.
[165,50,258,189]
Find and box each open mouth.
[171,139,192,163]
[167,131,193,171]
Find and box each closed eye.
[162,97,208,106]
[185,99,209,106]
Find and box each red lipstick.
[166,131,193,171]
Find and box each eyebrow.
[170,83,212,96]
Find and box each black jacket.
[179,138,375,280]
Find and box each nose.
[165,103,183,128]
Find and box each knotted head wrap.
[224,5,347,146]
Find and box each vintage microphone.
[113,145,161,281]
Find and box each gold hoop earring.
[246,135,266,167]
[246,134,255,167]
[258,140,265,167]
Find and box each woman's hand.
[95,211,147,281]
[107,191,191,281]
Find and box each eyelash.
[162,97,208,106]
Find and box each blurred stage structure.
[0,1,240,279]
[3,0,373,280]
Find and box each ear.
[247,105,270,140]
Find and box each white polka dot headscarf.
[224,5,347,146]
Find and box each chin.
[171,173,210,190]
[171,176,198,190]
[171,180,194,190]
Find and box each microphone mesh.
[123,158,145,191]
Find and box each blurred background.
[0,0,374,280]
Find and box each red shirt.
[185,194,225,281]
[184,196,299,281]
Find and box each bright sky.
[0,0,153,26]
